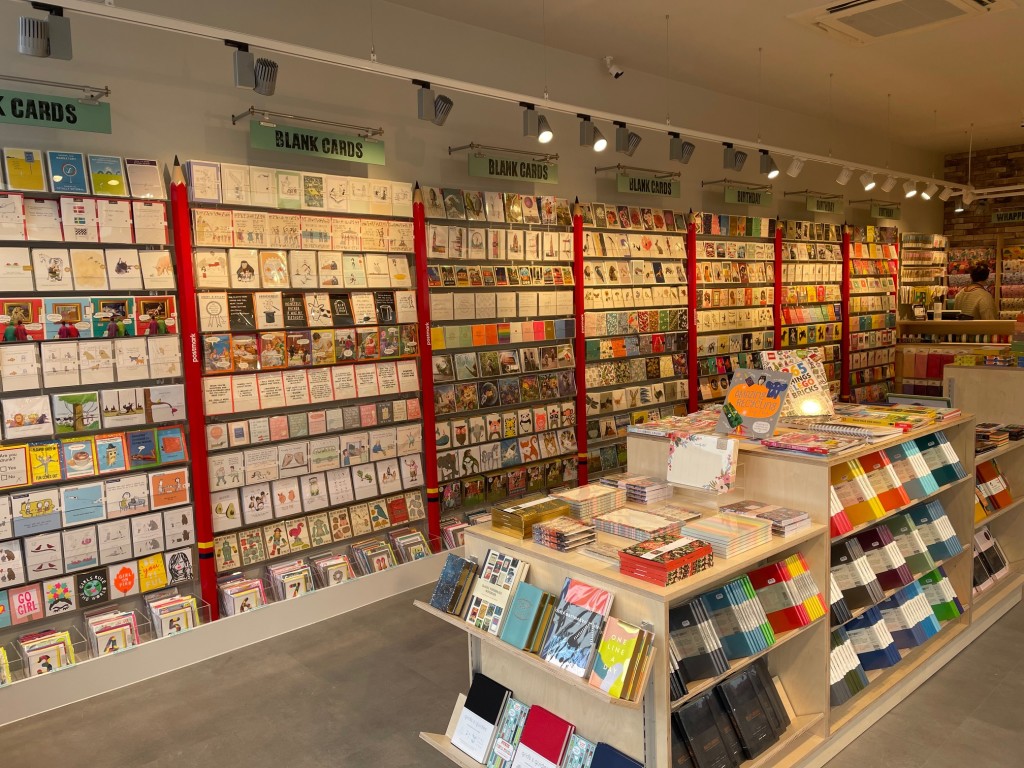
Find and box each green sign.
[249,121,385,165]
[724,186,773,206]
[992,209,1024,224]
[0,88,111,133]
[870,202,901,219]
[468,154,558,184]
[616,174,680,197]
[807,196,843,215]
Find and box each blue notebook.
[883,441,937,500]
[591,742,643,768]
[499,582,545,650]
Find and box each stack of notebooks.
[973,525,1011,595]
[882,515,936,575]
[913,432,968,486]
[829,625,870,706]
[917,566,964,621]
[465,549,531,636]
[266,559,314,601]
[552,485,626,521]
[618,535,715,586]
[668,598,730,689]
[975,422,1013,454]
[700,576,775,660]
[532,517,597,552]
[85,609,141,655]
[830,487,853,538]
[598,472,672,504]
[146,590,201,636]
[311,551,356,587]
[830,538,886,612]
[671,659,791,766]
[539,577,614,678]
[594,507,695,541]
[883,440,939,501]
[746,554,826,633]
[853,527,914,592]
[906,500,963,562]
[976,458,1015,518]
[760,431,865,456]
[218,575,267,615]
[17,629,77,676]
[679,513,774,558]
[429,553,480,617]
[878,581,941,649]
[828,573,853,626]
[845,606,902,670]
[588,616,655,702]
[720,500,812,537]
[491,496,571,538]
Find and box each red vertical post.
[572,201,588,486]
[686,212,699,413]
[413,185,440,551]
[773,221,784,350]
[840,225,852,402]
[169,158,218,619]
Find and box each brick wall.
[944,144,1024,246]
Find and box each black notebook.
[450,673,511,763]
[715,671,779,759]
[673,692,737,768]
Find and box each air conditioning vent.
[792,0,1015,43]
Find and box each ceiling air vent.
[791,0,1015,44]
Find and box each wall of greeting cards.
[181,161,433,614]
[0,147,197,682]
[848,226,900,402]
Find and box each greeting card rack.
[847,226,899,402]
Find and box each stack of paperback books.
[85,609,141,655]
[531,517,596,552]
[671,659,791,765]
[428,553,479,617]
[668,598,730,687]
[917,566,963,621]
[830,538,886,610]
[618,535,715,586]
[311,552,355,587]
[593,507,693,541]
[853,527,915,591]
[146,591,201,635]
[976,422,1012,453]
[907,500,963,561]
[746,554,826,632]
[679,513,774,558]
[845,606,902,670]
[700,576,776,659]
[878,581,941,649]
[588,616,655,702]
[720,500,811,537]
[829,626,870,705]
[17,629,77,676]
[491,496,571,538]
[218,575,267,615]
[598,472,672,504]
[266,559,314,600]
[552,485,626,521]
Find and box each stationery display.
[186,160,428,578]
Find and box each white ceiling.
[384,0,1022,153]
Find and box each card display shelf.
[670,616,825,710]
[413,600,651,709]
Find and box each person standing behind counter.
[953,265,997,320]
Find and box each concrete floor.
[0,586,1021,768]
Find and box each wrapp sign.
[716,369,792,437]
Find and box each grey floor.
[0,586,1021,768]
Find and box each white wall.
[0,0,944,231]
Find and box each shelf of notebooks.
[414,598,653,709]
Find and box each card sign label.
[616,174,680,197]
[468,154,558,184]
[870,202,901,219]
[992,209,1024,224]
[249,121,385,166]
[807,196,843,215]
[724,186,773,206]
[0,88,111,133]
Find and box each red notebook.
[856,451,910,512]
[511,706,575,768]
[746,561,810,633]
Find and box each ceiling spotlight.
[415,82,453,126]
[759,150,779,179]
[860,172,876,192]
[723,143,746,171]
[836,167,854,186]
[604,55,625,79]
[615,124,641,156]
[523,104,554,143]
[880,175,897,193]
[921,182,939,201]
[904,181,918,198]
[786,157,805,178]
[579,116,606,152]
[253,57,279,96]
[938,187,954,201]
[537,115,553,144]
[963,189,976,205]
[954,198,966,213]
[669,133,695,164]
[18,9,71,60]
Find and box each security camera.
[604,56,624,79]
